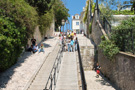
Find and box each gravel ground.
[0,36,59,90]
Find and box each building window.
[76,22,79,25]
[75,15,79,19]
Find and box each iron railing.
[43,45,63,90]
[77,40,87,90]
[98,9,111,36]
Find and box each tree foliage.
[83,0,90,23]
[39,9,54,35]
[112,10,134,15]
[25,0,52,15]
[131,1,135,14]
[0,0,38,37]
[99,4,113,21]
[53,0,70,29]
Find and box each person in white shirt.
[33,44,38,53]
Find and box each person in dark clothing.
[27,45,33,52]
[94,63,101,78]
[31,37,36,46]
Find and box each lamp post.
[58,26,61,32]
[66,20,69,33]
[61,19,65,33]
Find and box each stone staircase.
[26,44,60,90]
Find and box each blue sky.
[61,0,131,31]
[61,0,87,31]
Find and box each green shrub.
[0,16,26,71]
[99,36,119,61]
[112,10,134,15]
[0,0,38,71]
[111,17,135,53]
[53,0,70,29]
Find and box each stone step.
[28,85,46,90]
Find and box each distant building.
[119,5,132,11]
[72,14,80,34]
[112,4,135,27]
[111,15,135,27]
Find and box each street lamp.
[58,26,61,32]
[66,20,69,33]
[61,19,65,33]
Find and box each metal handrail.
[43,45,63,90]
[98,9,112,36]
[77,40,87,90]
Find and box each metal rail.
[77,40,87,90]
[43,45,63,90]
[98,9,111,36]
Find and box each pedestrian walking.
[70,38,74,52]
[67,39,71,52]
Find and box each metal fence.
[77,40,87,90]
[43,45,63,90]
[98,9,111,36]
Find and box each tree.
[53,0,70,30]
[25,0,52,15]
[0,0,38,38]
[131,1,135,14]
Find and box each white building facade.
[72,14,81,34]
[80,7,87,34]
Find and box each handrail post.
[50,74,53,90]
[54,67,56,86]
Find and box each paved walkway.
[77,34,117,90]
[85,71,116,90]
[0,33,59,90]
[55,52,79,90]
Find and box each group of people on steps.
[26,37,45,53]
[59,31,78,52]
[27,32,101,78]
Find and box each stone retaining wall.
[27,18,55,46]
[91,9,135,90]
[98,49,135,90]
